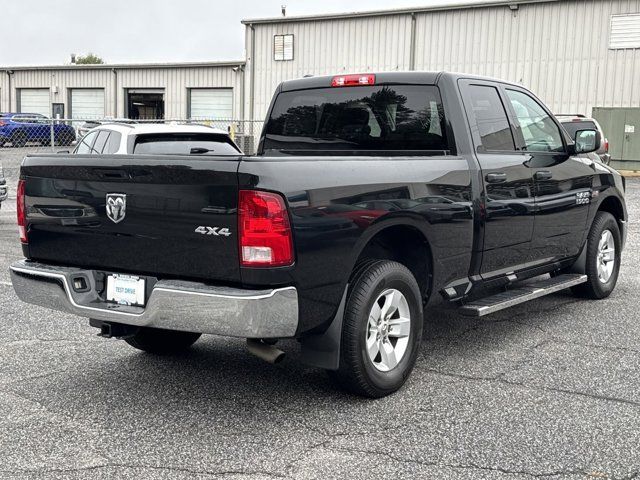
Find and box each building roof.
[0,60,245,72]
[242,0,564,24]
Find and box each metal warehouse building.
[0,61,245,121]
[1,0,640,162]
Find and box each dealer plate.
[106,274,146,307]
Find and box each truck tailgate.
[21,154,241,283]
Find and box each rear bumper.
[9,260,299,338]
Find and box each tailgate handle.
[94,169,129,180]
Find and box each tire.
[572,211,621,299]
[329,260,423,398]
[125,327,201,355]
[11,131,27,148]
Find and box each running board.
[459,274,588,317]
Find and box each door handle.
[485,172,507,184]
[534,170,553,181]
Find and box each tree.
[75,53,105,65]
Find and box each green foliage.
[75,53,104,65]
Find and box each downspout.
[249,23,256,139]
[112,68,118,117]
[6,70,13,111]
[239,65,245,124]
[409,13,417,71]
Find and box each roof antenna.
[281,5,286,16]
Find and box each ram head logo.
[106,194,127,224]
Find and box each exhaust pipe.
[246,339,286,364]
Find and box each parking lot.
[0,147,638,479]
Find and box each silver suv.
[72,123,242,156]
[557,114,611,165]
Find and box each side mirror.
[569,129,600,154]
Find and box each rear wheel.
[329,260,423,398]
[11,131,27,148]
[125,327,201,355]
[572,211,621,299]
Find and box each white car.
[72,123,242,156]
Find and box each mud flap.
[299,286,348,371]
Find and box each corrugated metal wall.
[116,67,242,118]
[0,66,242,119]
[247,0,640,120]
[245,15,413,121]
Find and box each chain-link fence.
[0,116,264,155]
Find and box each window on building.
[610,14,640,49]
[274,34,294,61]
[463,85,515,152]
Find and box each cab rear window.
[263,85,449,154]
[133,133,241,156]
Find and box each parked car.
[11,72,627,398]
[0,165,7,208]
[0,113,76,147]
[72,123,242,155]
[557,114,611,165]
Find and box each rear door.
[459,80,536,276]
[22,155,242,282]
[503,87,593,261]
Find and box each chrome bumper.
[9,260,299,338]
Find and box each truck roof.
[279,71,522,92]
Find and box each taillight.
[238,190,293,267]
[0,120,6,126]
[604,138,609,153]
[331,74,376,87]
[17,179,27,243]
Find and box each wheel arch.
[597,194,626,225]
[349,218,434,302]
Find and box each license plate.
[106,274,146,306]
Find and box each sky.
[2,0,489,66]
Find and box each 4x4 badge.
[106,194,127,224]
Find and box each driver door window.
[505,89,564,152]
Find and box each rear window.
[561,120,597,138]
[263,85,449,154]
[133,133,240,156]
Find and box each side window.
[93,130,111,154]
[75,131,98,154]
[505,89,564,153]
[463,85,515,151]
[104,131,122,154]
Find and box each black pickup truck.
[11,72,627,397]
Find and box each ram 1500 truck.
[10,72,627,397]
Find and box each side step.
[459,274,587,317]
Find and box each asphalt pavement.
[0,148,638,479]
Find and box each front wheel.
[125,327,201,355]
[572,211,621,299]
[329,260,423,398]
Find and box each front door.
[503,87,593,262]
[460,80,536,277]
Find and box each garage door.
[19,89,50,117]
[189,89,233,119]
[71,89,105,120]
